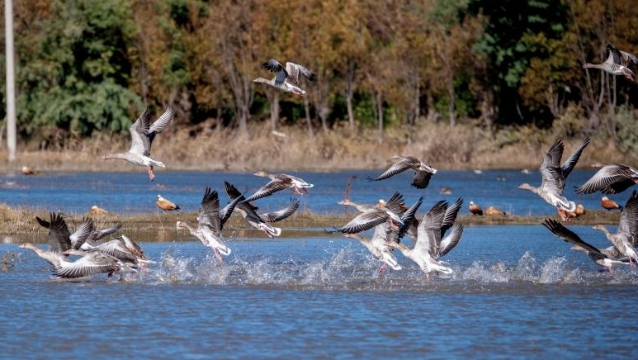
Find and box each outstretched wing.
[129,108,152,155]
[262,59,288,86]
[147,107,175,151]
[260,198,300,223]
[561,137,590,179]
[285,62,315,84]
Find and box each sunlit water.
[3,225,637,358]
[0,169,611,216]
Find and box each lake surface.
[0,168,620,216]
[3,228,638,359]
[2,169,637,358]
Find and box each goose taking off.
[367,155,437,189]
[243,171,314,203]
[254,59,315,96]
[591,190,638,265]
[387,201,459,279]
[35,213,94,252]
[176,187,241,261]
[102,107,175,181]
[224,181,287,238]
[542,219,628,271]
[20,243,122,279]
[518,137,590,220]
[583,43,636,81]
[576,164,638,195]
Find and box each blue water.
[2,170,638,358]
[4,225,638,358]
[0,168,617,216]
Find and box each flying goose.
[576,164,638,195]
[242,171,314,203]
[176,187,241,261]
[326,192,406,234]
[367,155,437,189]
[102,107,174,181]
[35,213,94,252]
[518,137,590,220]
[583,44,635,81]
[592,190,638,265]
[542,219,628,271]
[224,181,286,237]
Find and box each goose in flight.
[243,171,314,203]
[542,219,628,271]
[387,201,459,279]
[102,107,174,181]
[224,181,292,238]
[254,59,315,96]
[583,43,636,81]
[326,192,406,234]
[518,137,590,220]
[367,155,437,189]
[591,190,638,265]
[176,187,241,261]
[576,164,638,195]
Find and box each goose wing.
[95,239,138,264]
[55,252,119,278]
[38,213,72,253]
[262,59,288,86]
[367,157,415,182]
[243,178,293,203]
[146,107,174,151]
[285,62,316,84]
[560,137,590,179]
[128,108,152,155]
[224,181,262,220]
[412,170,434,189]
[618,190,638,238]
[260,198,300,223]
[69,217,94,250]
[197,187,222,234]
[416,201,447,258]
[439,223,464,258]
[327,209,388,234]
[542,219,604,256]
[441,197,463,238]
[90,223,123,242]
[576,164,638,195]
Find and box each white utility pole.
[5,0,16,161]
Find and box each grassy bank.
[0,120,631,174]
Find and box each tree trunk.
[345,60,355,132]
[304,96,314,137]
[267,90,280,133]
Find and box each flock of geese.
[18,50,638,279]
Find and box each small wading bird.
[242,171,314,203]
[583,43,637,81]
[102,107,175,181]
[542,219,629,272]
[367,155,437,189]
[518,137,590,221]
[577,164,638,195]
[176,187,242,261]
[156,195,180,211]
[469,201,483,216]
[253,59,315,96]
[601,196,622,211]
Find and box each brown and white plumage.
[577,164,638,195]
[90,205,109,215]
[542,219,628,271]
[224,181,283,237]
[518,137,590,219]
[367,155,437,189]
[243,171,314,203]
[156,194,180,211]
[601,196,622,211]
[583,43,636,81]
[176,187,240,261]
[102,107,175,181]
[261,59,316,86]
[468,201,483,216]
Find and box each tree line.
[1,0,637,146]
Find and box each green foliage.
[615,106,638,160]
[15,0,140,137]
